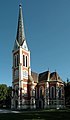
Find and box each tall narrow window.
[40,89,42,98]
[35,88,37,99]
[50,86,55,99]
[52,87,54,98]
[26,56,27,67]
[17,54,19,66]
[39,86,44,99]
[59,88,62,98]
[23,55,25,66]
[14,56,16,67]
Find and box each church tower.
[11,3,32,109]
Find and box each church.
[11,3,65,109]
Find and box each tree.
[6,86,12,108]
[0,84,8,107]
[64,81,70,108]
[0,84,12,108]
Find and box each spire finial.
[20,0,22,6]
[48,68,49,71]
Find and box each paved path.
[0,109,20,113]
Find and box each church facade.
[11,4,65,109]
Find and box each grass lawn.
[0,110,70,120]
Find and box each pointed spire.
[16,3,25,46]
[13,2,29,51]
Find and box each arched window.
[14,54,19,67]
[17,54,19,66]
[15,85,19,96]
[50,86,55,99]
[40,89,42,98]
[35,87,37,99]
[14,70,19,79]
[26,56,28,67]
[39,86,44,98]
[14,56,16,67]
[59,88,62,98]
[23,55,25,66]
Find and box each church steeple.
[12,2,31,110]
[14,3,27,50]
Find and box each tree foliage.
[64,81,70,107]
[0,84,12,108]
[6,86,12,108]
[0,84,7,101]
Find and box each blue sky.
[0,0,70,86]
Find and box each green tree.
[0,84,8,107]
[64,81,70,108]
[6,86,12,108]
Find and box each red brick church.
[11,3,65,109]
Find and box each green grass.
[0,110,70,120]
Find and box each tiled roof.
[38,71,63,83]
[39,71,49,82]
[50,72,63,82]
